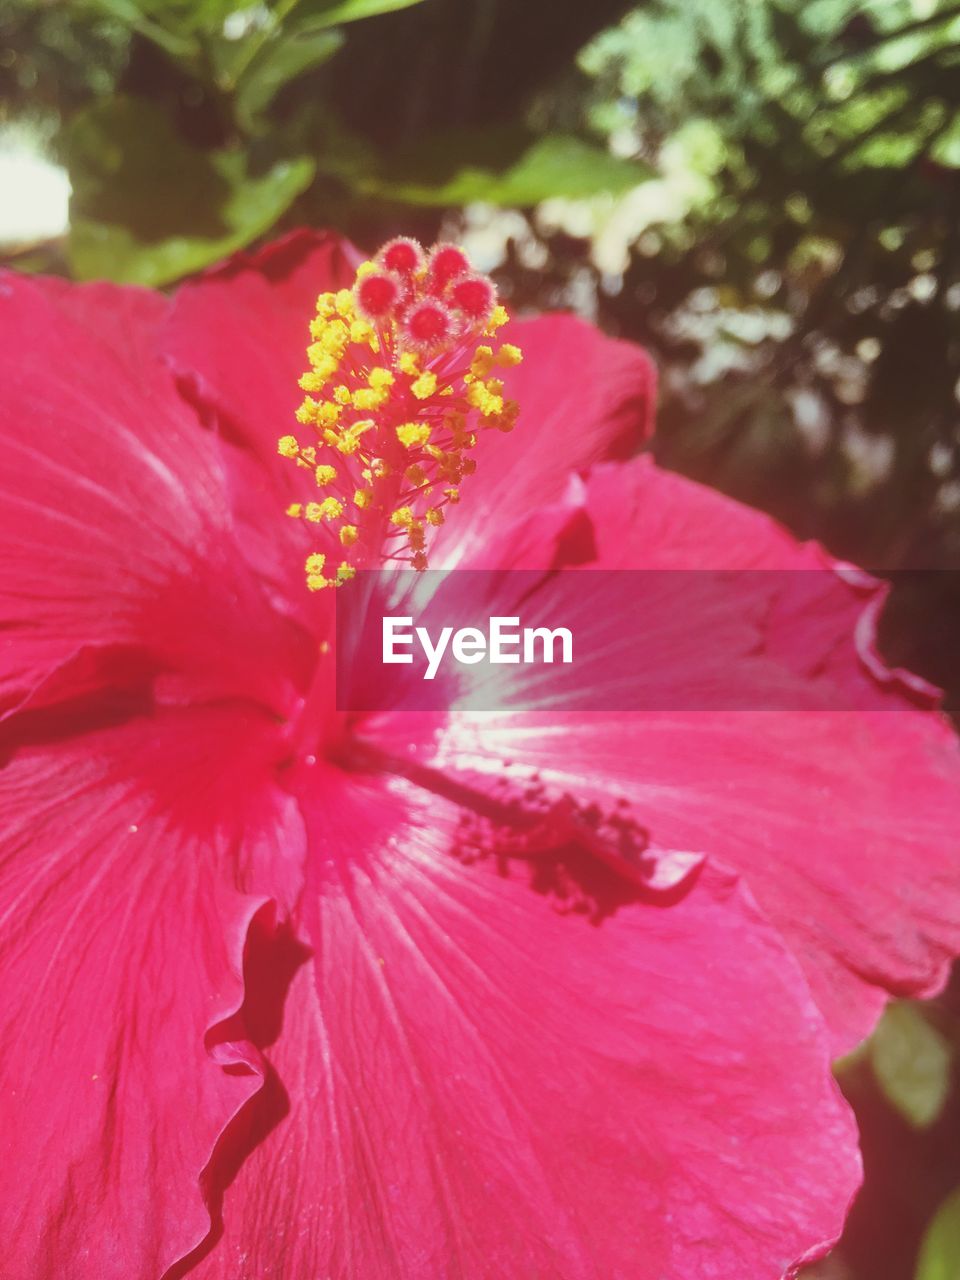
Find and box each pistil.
[277,238,522,590]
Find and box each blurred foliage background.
[2,0,960,1274]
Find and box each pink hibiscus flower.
[1,230,957,1280]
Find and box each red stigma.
[428,243,471,292]
[402,299,455,351]
[355,270,402,320]
[450,274,497,324]
[379,237,424,276]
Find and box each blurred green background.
[2,0,960,1274]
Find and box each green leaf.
[210,0,422,126]
[83,0,244,38]
[298,0,427,28]
[65,97,315,286]
[870,1001,953,1130]
[79,0,421,81]
[78,0,199,58]
[234,23,344,128]
[916,1187,960,1280]
[931,112,960,167]
[353,134,650,207]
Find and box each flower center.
[277,238,522,590]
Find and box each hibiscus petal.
[572,458,940,706]
[0,705,301,1279]
[161,232,362,612]
[436,710,960,1054]
[0,271,311,717]
[188,767,859,1280]
[163,230,361,467]
[389,458,960,1053]
[432,314,657,564]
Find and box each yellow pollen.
[278,435,299,457]
[339,524,359,547]
[426,507,444,526]
[307,352,339,382]
[320,320,349,349]
[470,346,495,378]
[398,352,420,376]
[467,378,505,417]
[396,422,431,448]
[334,289,355,316]
[486,305,509,334]
[497,343,523,367]
[333,385,352,405]
[336,420,375,455]
[337,562,356,582]
[411,371,437,400]
[297,397,341,425]
[286,503,303,517]
[368,368,394,390]
[305,552,326,575]
[352,387,388,411]
[315,464,337,485]
[350,319,376,345]
[354,487,373,509]
[313,497,343,521]
[390,507,415,527]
